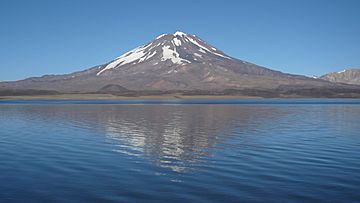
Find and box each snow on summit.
[96,31,232,76]
[174,31,187,37]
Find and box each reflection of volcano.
[7,104,286,172]
[98,105,283,172]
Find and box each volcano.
[1,31,359,97]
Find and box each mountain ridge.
[1,31,360,98]
[320,69,360,85]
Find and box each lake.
[1,99,360,202]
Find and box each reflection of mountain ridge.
[5,104,286,172]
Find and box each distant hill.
[320,69,360,85]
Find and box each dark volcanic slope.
[320,69,360,85]
[0,31,353,93]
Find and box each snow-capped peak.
[155,31,188,40]
[174,31,187,37]
[96,31,232,76]
[338,70,346,74]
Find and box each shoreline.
[0,94,262,100]
[1,94,360,101]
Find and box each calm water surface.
[1,99,360,202]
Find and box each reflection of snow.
[100,106,243,173]
[162,118,185,158]
[103,115,190,172]
[105,121,146,155]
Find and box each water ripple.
[1,102,360,202]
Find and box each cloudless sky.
[0,0,359,81]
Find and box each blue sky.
[0,0,359,81]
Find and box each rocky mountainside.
[320,69,360,85]
[0,31,359,97]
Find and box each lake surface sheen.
[1,99,360,203]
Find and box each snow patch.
[171,40,176,48]
[338,70,346,74]
[161,45,190,65]
[167,69,178,74]
[213,52,231,59]
[188,36,231,59]
[188,37,209,51]
[173,38,182,46]
[156,34,166,39]
[97,42,154,75]
[199,49,206,54]
[194,53,202,58]
[139,51,157,62]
